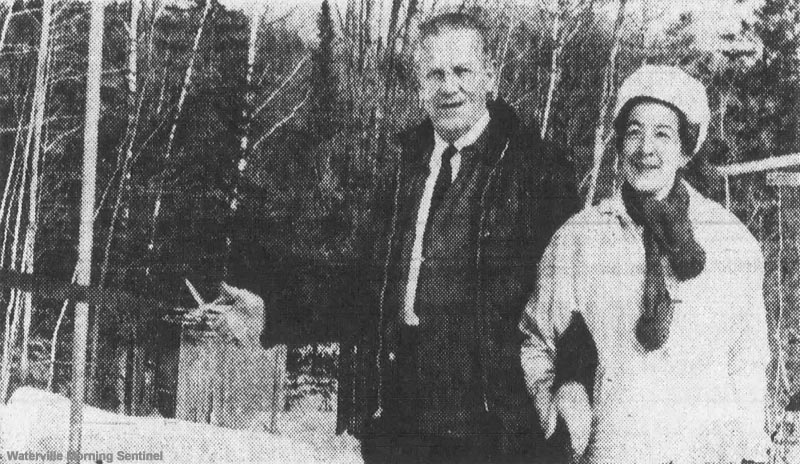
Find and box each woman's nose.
[640,132,657,155]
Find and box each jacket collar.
[433,110,491,153]
[598,178,701,228]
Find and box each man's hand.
[194,282,264,349]
[550,381,592,456]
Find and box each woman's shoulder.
[550,198,626,244]
[688,186,762,259]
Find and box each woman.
[520,65,770,463]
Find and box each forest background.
[0,0,797,441]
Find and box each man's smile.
[439,101,465,110]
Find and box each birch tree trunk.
[540,6,562,140]
[539,0,594,140]
[640,0,649,64]
[67,1,104,460]
[233,8,292,426]
[0,0,15,53]
[585,0,628,207]
[88,0,143,409]
[146,0,213,271]
[232,1,262,202]
[0,98,27,402]
[18,0,53,381]
[0,0,52,401]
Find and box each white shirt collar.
[432,109,491,156]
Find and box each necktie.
[422,144,457,249]
[429,144,458,216]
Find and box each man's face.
[417,28,495,143]
[621,101,687,199]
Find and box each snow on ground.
[275,394,361,464]
[4,388,798,463]
[0,388,361,464]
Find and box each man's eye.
[454,67,471,77]
[427,70,445,80]
[625,127,642,138]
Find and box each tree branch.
[252,91,310,151]
[254,53,310,116]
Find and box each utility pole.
[67,1,104,462]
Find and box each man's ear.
[486,58,499,99]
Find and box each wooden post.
[176,328,286,432]
[67,2,104,462]
[768,171,800,389]
[766,171,800,449]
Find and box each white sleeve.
[520,225,582,436]
[727,239,770,461]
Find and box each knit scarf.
[621,176,706,351]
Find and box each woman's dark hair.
[613,97,700,156]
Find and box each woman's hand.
[553,381,592,456]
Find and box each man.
[210,12,580,464]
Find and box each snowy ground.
[0,388,361,464]
[3,388,798,464]
[275,394,362,464]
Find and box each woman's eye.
[656,130,673,139]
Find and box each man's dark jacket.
[229,99,580,454]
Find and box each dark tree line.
[0,0,797,422]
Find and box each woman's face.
[620,101,687,199]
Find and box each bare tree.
[585,0,628,206]
[540,0,595,139]
[87,0,145,408]
[0,0,53,401]
[0,0,15,52]
[146,0,214,273]
[17,0,54,383]
[231,1,266,207]
[637,0,667,65]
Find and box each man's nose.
[440,72,459,94]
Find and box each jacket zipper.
[476,141,510,412]
[371,159,405,420]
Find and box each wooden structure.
[714,154,800,463]
[175,328,287,432]
[714,152,800,208]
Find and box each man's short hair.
[417,11,490,57]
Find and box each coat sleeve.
[519,222,584,435]
[727,235,770,460]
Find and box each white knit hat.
[613,65,711,155]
